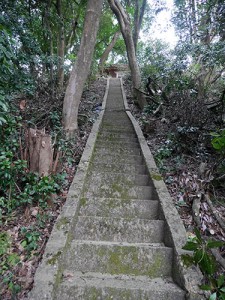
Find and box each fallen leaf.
[19,100,26,110]
[31,207,39,217]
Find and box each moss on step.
[151,173,162,181]
[98,176,134,200]
[54,266,63,288]
[80,197,87,207]
[93,245,168,277]
[147,254,164,277]
[108,246,139,275]
[47,251,62,265]
[56,217,70,230]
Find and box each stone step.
[89,162,147,175]
[105,102,125,110]
[102,114,130,119]
[100,127,135,134]
[96,140,139,148]
[101,123,132,128]
[98,132,137,141]
[87,172,150,186]
[101,120,132,126]
[103,111,129,115]
[101,123,133,129]
[92,153,144,165]
[94,146,141,156]
[54,273,186,300]
[74,217,164,243]
[103,111,129,118]
[102,114,130,120]
[62,240,173,278]
[79,197,159,220]
[97,137,139,145]
[85,181,156,200]
[102,119,132,124]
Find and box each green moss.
[88,287,98,300]
[80,197,87,207]
[107,176,134,200]
[98,132,117,142]
[47,251,62,265]
[56,217,69,230]
[97,247,106,258]
[108,246,139,275]
[152,173,162,181]
[107,198,117,209]
[147,253,164,277]
[54,267,63,287]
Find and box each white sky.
[145,0,178,47]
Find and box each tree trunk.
[108,0,146,109]
[57,0,65,88]
[133,0,147,52]
[99,31,121,74]
[62,0,104,138]
[44,0,54,90]
[28,128,53,176]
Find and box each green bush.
[182,228,225,299]
[211,129,225,154]
[20,227,41,254]
[0,232,21,294]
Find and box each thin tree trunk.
[108,0,146,109]
[45,0,54,90]
[99,31,121,74]
[133,0,147,52]
[62,0,104,138]
[57,0,65,88]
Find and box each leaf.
[7,253,20,266]
[219,293,225,300]
[182,241,199,251]
[0,101,8,111]
[199,284,212,291]
[21,240,27,247]
[207,240,225,249]
[220,287,225,293]
[199,253,216,275]
[194,228,202,242]
[217,274,225,288]
[0,116,7,125]
[194,249,204,264]
[209,292,217,300]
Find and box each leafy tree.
[173,0,225,100]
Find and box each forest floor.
[124,77,225,241]
[123,76,225,274]
[0,79,106,299]
[1,76,225,299]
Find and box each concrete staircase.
[29,79,203,299]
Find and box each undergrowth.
[0,100,66,296]
[182,229,225,300]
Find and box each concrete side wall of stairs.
[28,79,204,300]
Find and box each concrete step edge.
[58,271,186,292]
[76,215,163,223]
[74,217,164,243]
[70,239,165,248]
[62,240,173,278]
